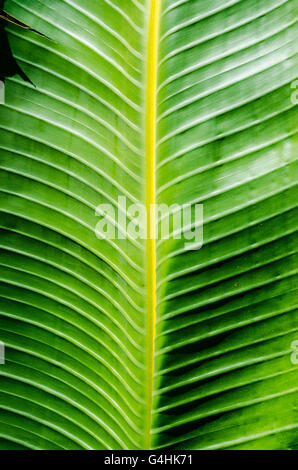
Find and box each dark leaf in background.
[0,0,50,85]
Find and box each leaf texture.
[0,0,148,450]
[153,0,298,450]
[0,0,297,450]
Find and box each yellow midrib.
[145,0,160,450]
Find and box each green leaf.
[0,0,297,450]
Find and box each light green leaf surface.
[0,0,297,450]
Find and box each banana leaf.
[0,0,297,450]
